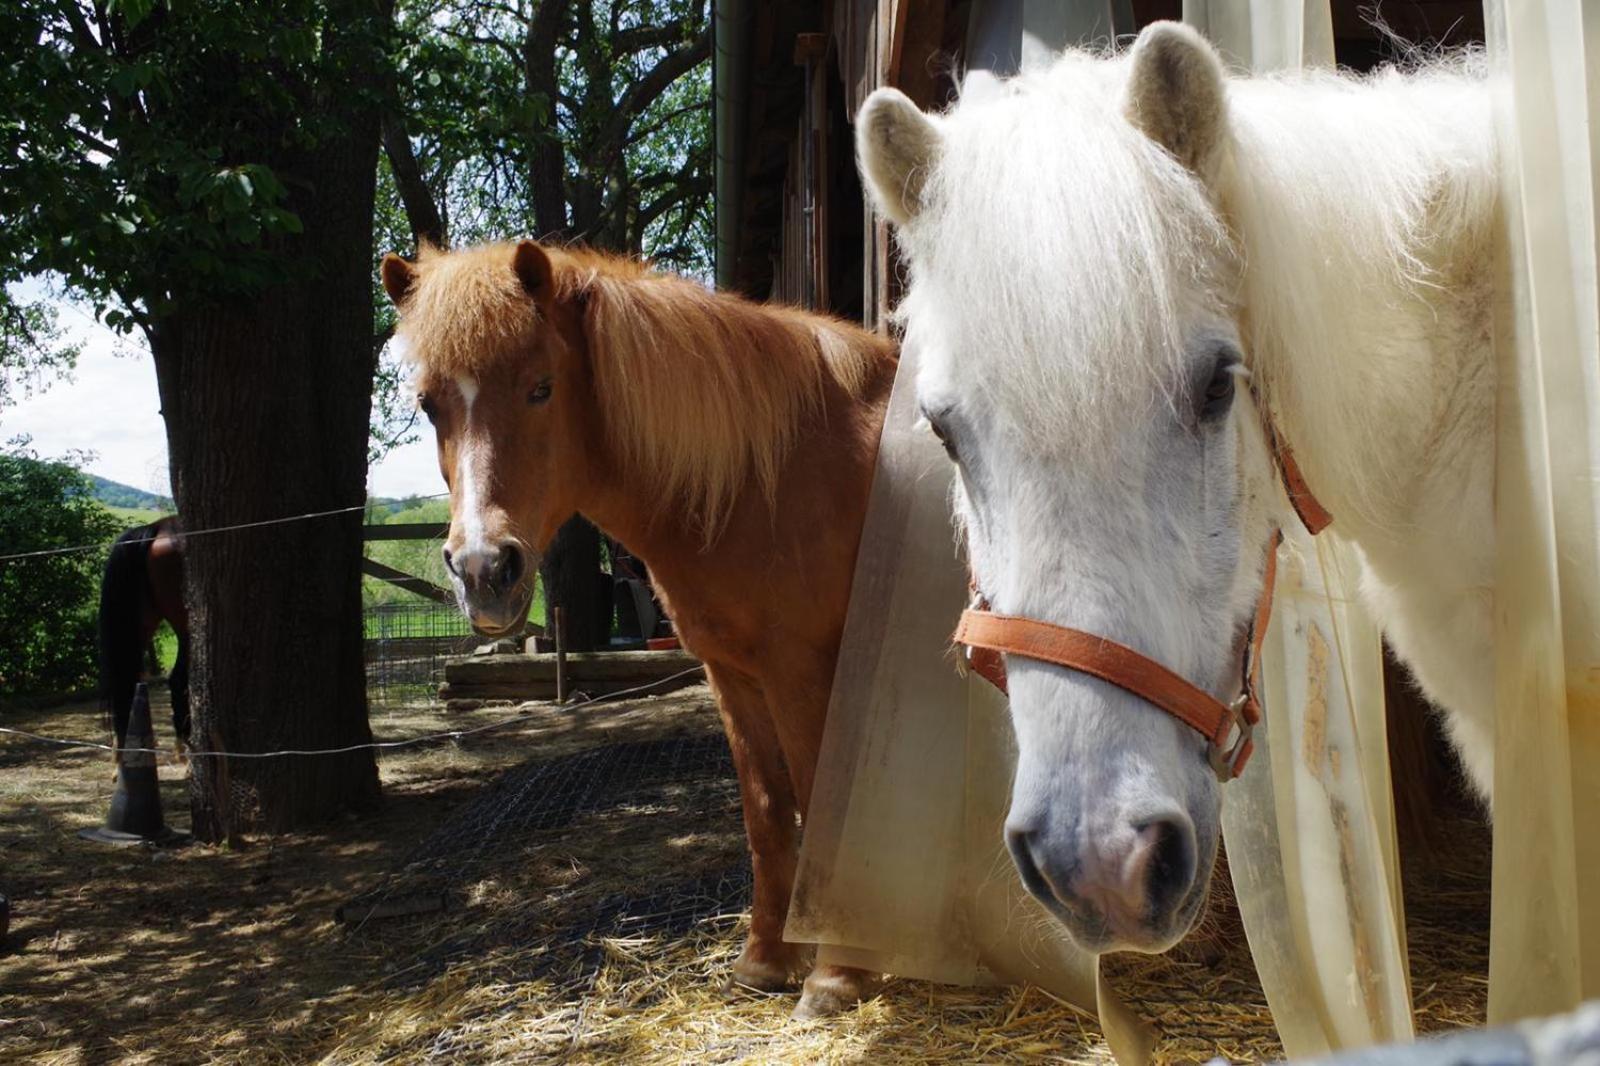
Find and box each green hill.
[87,474,173,512]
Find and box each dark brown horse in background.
[99,516,190,747]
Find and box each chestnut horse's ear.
[1124,21,1228,178]
[380,253,417,305]
[857,87,943,226]
[512,240,557,310]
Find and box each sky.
[1,282,445,500]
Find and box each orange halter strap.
[954,392,1329,782]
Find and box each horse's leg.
[704,662,807,991]
[170,632,192,750]
[756,659,884,1019]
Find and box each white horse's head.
[859,23,1283,952]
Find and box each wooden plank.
[439,673,703,702]
[895,0,950,106]
[444,648,701,685]
[360,557,457,606]
[362,522,450,541]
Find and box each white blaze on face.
[453,375,495,581]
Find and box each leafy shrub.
[0,442,124,700]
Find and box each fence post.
[554,606,567,704]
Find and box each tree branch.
[591,28,710,165]
[67,125,118,158]
[381,109,447,248]
[611,23,696,54]
[438,25,523,64]
[638,173,711,232]
[54,0,103,52]
[623,98,710,147]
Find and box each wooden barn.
[712,0,1485,320]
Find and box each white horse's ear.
[1124,21,1228,177]
[857,88,942,226]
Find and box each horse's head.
[381,242,593,637]
[859,24,1281,952]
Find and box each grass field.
[79,497,545,659]
[100,504,170,527]
[361,497,549,627]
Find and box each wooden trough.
[439,648,702,708]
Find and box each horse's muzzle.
[445,541,534,637]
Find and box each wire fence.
[0,667,707,760]
[342,728,751,996]
[0,494,453,564]
[363,600,478,708]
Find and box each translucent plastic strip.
[1483,0,1600,1023]
[1185,1,1413,1054]
[1182,0,1332,72]
[788,334,1139,1048]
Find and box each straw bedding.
[0,686,1490,1064]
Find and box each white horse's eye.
[1200,358,1237,421]
[922,409,958,461]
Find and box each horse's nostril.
[442,546,459,577]
[494,544,524,592]
[1135,815,1197,920]
[1006,826,1054,905]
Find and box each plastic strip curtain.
[786,331,1153,1064]
[1183,1,1415,1056]
[1483,0,1600,1025]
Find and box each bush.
[0,442,124,701]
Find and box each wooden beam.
[362,522,450,541]
[360,557,456,606]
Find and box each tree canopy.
[370,0,713,451]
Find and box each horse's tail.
[98,522,158,744]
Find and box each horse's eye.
[923,410,958,461]
[418,394,438,423]
[1200,358,1237,421]
[528,378,553,406]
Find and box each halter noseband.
[954,388,1331,782]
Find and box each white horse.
[857,22,1496,954]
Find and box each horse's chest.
[653,584,766,670]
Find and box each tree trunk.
[148,20,386,842]
[541,515,612,652]
[523,0,571,241]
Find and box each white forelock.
[898,50,1234,458]
[898,46,1494,493]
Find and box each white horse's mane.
[899,47,1495,500]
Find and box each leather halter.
[954,389,1330,782]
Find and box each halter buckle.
[1208,693,1256,782]
[963,588,985,668]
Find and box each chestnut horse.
[99,516,190,746]
[380,241,897,1017]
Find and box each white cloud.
[1,288,448,502]
[1,291,171,497]
[372,433,445,499]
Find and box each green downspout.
[713,0,752,292]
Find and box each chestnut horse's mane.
[397,242,895,539]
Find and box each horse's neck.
[578,307,894,580]
[1225,72,1498,545]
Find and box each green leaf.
[111,0,155,31]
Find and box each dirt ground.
[0,686,1491,1065]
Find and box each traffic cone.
[80,683,187,846]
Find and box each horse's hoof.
[725,954,794,994]
[793,965,881,1020]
